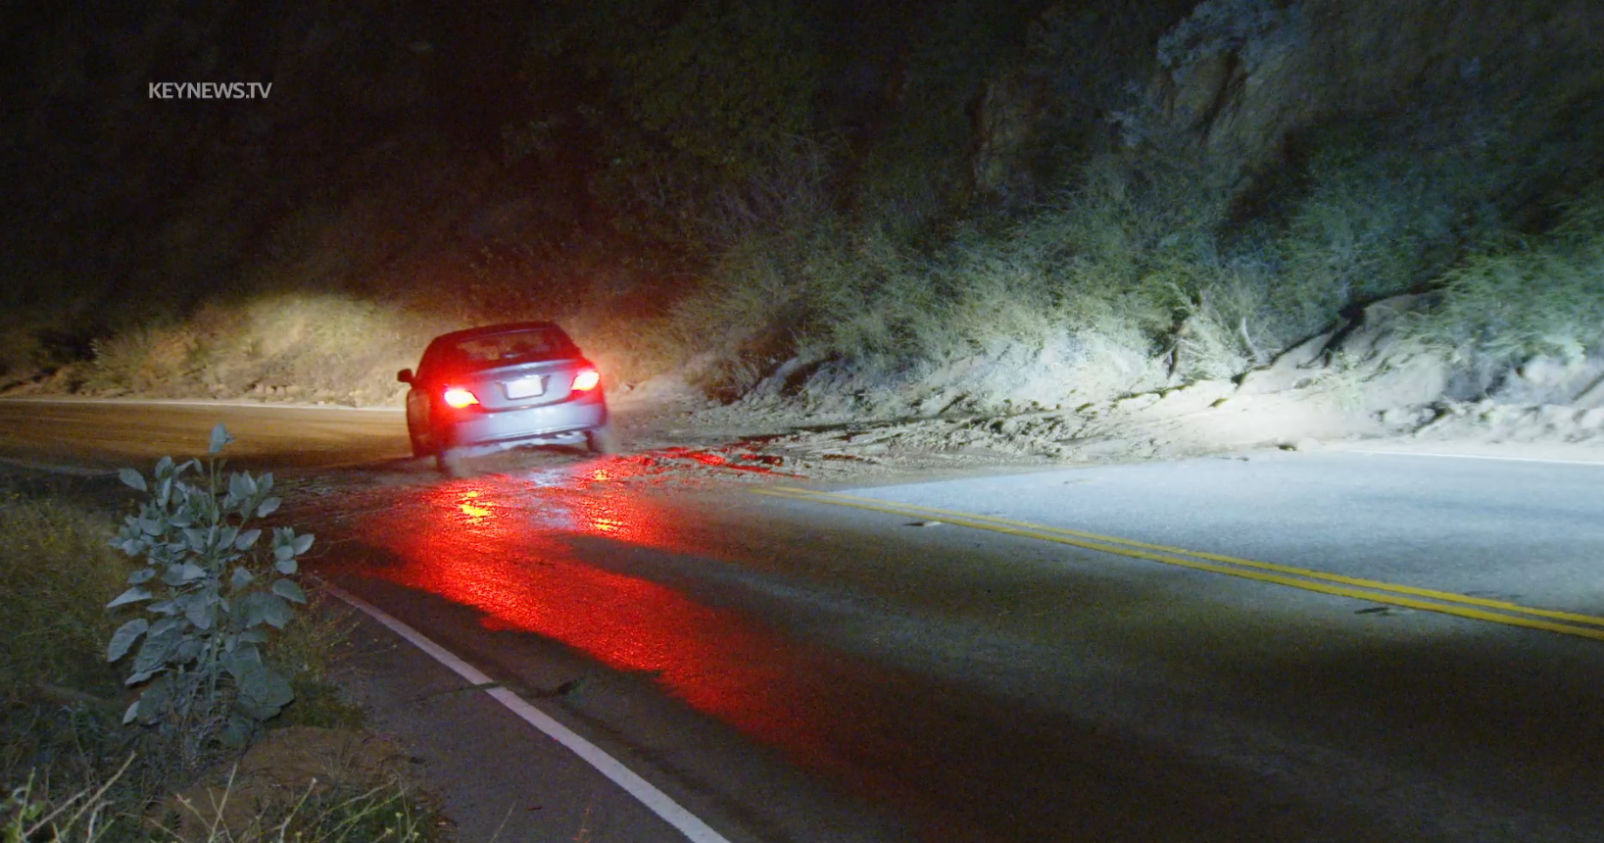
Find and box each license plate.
[503,376,545,399]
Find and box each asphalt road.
[8,397,1604,842]
[0,397,406,470]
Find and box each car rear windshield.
[426,327,576,373]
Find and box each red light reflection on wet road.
[345,475,847,772]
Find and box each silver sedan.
[398,322,615,471]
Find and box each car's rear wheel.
[428,417,467,475]
[435,446,469,477]
[586,423,620,455]
[408,428,429,459]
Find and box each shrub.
[666,140,1238,397]
[83,325,199,395]
[105,425,317,768]
[1408,188,1604,364]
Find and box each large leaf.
[237,628,270,645]
[256,497,281,518]
[107,619,149,662]
[275,557,298,575]
[222,645,262,675]
[234,529,262,551]
[118,468,147,492]
[185,593,216,630]
[161,561,207,586]
[230,566,255,591]
[121,699,140,725]
[241,592,294,629]
[180,528,209,552]
[209,423,234,455]
[292,533,315,556]
[106,586,153,609]
[126,566,156,585]
[131,624,182,677]
[133,674,174,721]
[229,471,257,502]
[232,662,294,721]
[173,638,202,663]
[272,578,308,604]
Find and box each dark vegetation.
[1,444,440,841]
[1,0,1602,410]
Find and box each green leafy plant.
[105,424,314,753]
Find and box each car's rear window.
[424,327,575,373]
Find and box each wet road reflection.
[321,460,1423,843]
[325,465,1209,842]
[342,470,859,779]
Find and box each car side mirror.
[397,368,414,385]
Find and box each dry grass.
[79,295,456,406]
[4,758,443,843]
[76,254,681,405]
[1407,188,1604,365]
[0,493,127,703]
[662,141,1230,400]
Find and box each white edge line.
[320,583,733,843]
[0,396,402,413]
[1347,449,1604,466]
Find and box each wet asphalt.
[6,397,1604,842]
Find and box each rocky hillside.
[2,0,1601,418]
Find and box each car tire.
[408,428,429,459]
[586,423,620,455]
[435,446,469,477]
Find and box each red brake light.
[572,368,601,392]
[442,387,480,408]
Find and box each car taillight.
[442,387,479,408]
[572,368,601,392]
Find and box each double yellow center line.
[756,486,1604,642]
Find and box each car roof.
[428,321,573,346]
